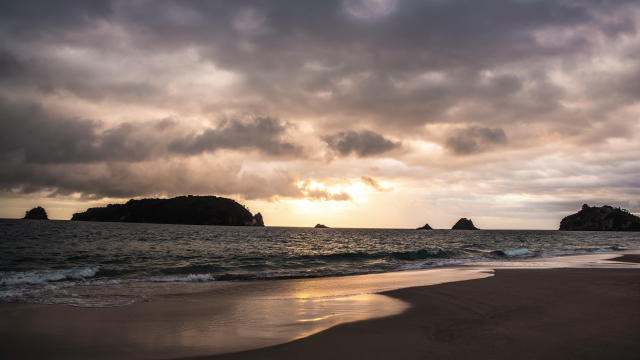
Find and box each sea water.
[1,218,639,307]
[1,219,639,357]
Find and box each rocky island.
[452,218,478,230]
[416,223,433,230]
[559,204,640,231]
[71,195,265,226]
[23,206,49,220]
[314,224,329,228]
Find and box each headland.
[560,204,640,231]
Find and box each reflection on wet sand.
[0,268,492,359]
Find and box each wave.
[0,266,100,286]
[491,248,531,257]
[0,245,628,307]
[285,249,459,263]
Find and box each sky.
[1,0,640,229]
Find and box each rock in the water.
[71,195,263,226]
[417,223,433,230]
[559,204,640,231]
[253,212,265,226]
[23,206,49,220]
[314,224,329,228]
[452,218,478,230]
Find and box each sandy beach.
[202,266,640,360]
[1,255,639,360]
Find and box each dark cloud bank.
[1,0,640,203]
[323,130,401,157]
[446,126,508,155]
[0,98,396,199]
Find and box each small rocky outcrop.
[23,207,49,220]
[315,224,329,228]
[452,218,478,230]
[253,213,265,226]
[559,204,640,231]
[417,223,433,230]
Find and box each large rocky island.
[71,195,265,226]
[559,204,640,231]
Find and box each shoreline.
[1,254,639,359]
[194,266,640,360]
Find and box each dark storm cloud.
[0,160,306,201]
[169,117,300,156]
[445,126,508,155]
[0,51,26,79]
[323,130,400,157]
[1,0,638,128]
[0,98,309,200]
[0,99,300,164]
[0,98,160,164]
[1,0,640,207]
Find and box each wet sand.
[613,254,640,264]
[1,266,639,359]
[0,268,489,359]
[195,268,640,360]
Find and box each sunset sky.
[1,0,640,229]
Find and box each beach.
[203,267,640,360]
[1,254,639,359]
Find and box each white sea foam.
[541,247,615,257]
[0,266,100,286]
[151,274,215,282]
[503,248,530,256]
[396,257,493,271]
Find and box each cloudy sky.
[1,0,640,228]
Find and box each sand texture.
[1,268,639,360]
[197,268,640,360]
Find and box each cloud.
[0,98,170,164]
[298,181,353,202]
[0,158,307,201]
[169,116,300,157]
[0,98,311,200]
[445,126,508,155]
[323,130,400,157]
[360,175,392,192]
[0,98,302,164]
[1,0,640,225]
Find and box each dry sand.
[194,268,640,360]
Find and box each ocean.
[1,218,639,307]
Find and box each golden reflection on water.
[298,316,331,322]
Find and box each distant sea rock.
[559,204,640,231]
[315,224,329,228]
[71,195,264,226]
[452,218,478,230]
[253,212,265,226]
[23,206,49,220]
[416,223,433,230]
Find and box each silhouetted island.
[452,218,478,230]
[71,195,264,226]
[416,223,433,230]
[314,224,329,228]
[559,204,640,231]
[23,206,49,220]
